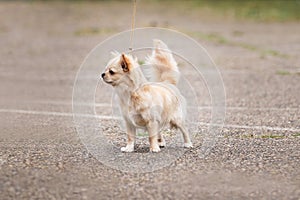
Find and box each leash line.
[129,0,137,51]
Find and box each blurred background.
[1,0,299,102]
[0,0,299,199]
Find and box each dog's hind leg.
[121,121,136,152]
[172,121,193,148]
[179,124,193,148]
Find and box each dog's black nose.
[101,73,105,78]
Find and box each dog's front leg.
[147,121,161,152]
[121,121,136,152]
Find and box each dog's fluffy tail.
[145,39,179,85]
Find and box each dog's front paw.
[183,142,193,148]
[121,145,134,152]
[150,146,161,153]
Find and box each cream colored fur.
[101,40,192,152]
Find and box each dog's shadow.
[133,145,150,153]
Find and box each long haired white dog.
[101,40,192,152]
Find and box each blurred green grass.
[152,0,300,22]
[188,31,289,58]
[28,0,300,22]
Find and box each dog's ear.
[121,54,129,72]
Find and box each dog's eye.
[109,70,115,75]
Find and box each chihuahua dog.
[101,40,192,152]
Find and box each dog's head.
[101,52,136,87]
